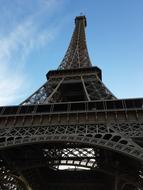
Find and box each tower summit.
[75,15,87,27]
[0,16,143,190]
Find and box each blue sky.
[0,0,143,105]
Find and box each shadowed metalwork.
[0,16,143,190]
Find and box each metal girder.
[0,123,143,161]
[0,167,29,190]
[21,72,116,105]
[0,15,143,190]
[8,147,97,171]
[21,77,63,105]
[1,149,142,190]
[21,82,48,105]
[58,16,91,70]
[1,99,143,160]
[21,15,115,105]
[82,75,116,100]
[43,147,97,169]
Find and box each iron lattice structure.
[0,16,143,190]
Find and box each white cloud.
[0,0,64,106]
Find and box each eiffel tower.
[0,16,143,190]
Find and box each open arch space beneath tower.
[0,142,141,190]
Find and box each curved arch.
[1,135,143,161]
[0,125,143,161]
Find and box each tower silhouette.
[0,16,143,190]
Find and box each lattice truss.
[42,145,143,189]
[58,16,92,70]
[0,140,143,189]
[21,77,60,104]
[21,15,116,105]
[0,162,28,190]
[0,122,143,160]
[21,74,116,105]
[1,15,143,190]
[43,146,143,189]
[43,147,97,170]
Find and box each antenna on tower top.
[80,11,86,16]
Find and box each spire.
[58,16,92,70]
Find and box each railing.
[0,98,143,116]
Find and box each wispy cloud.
[0,0,66,105]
